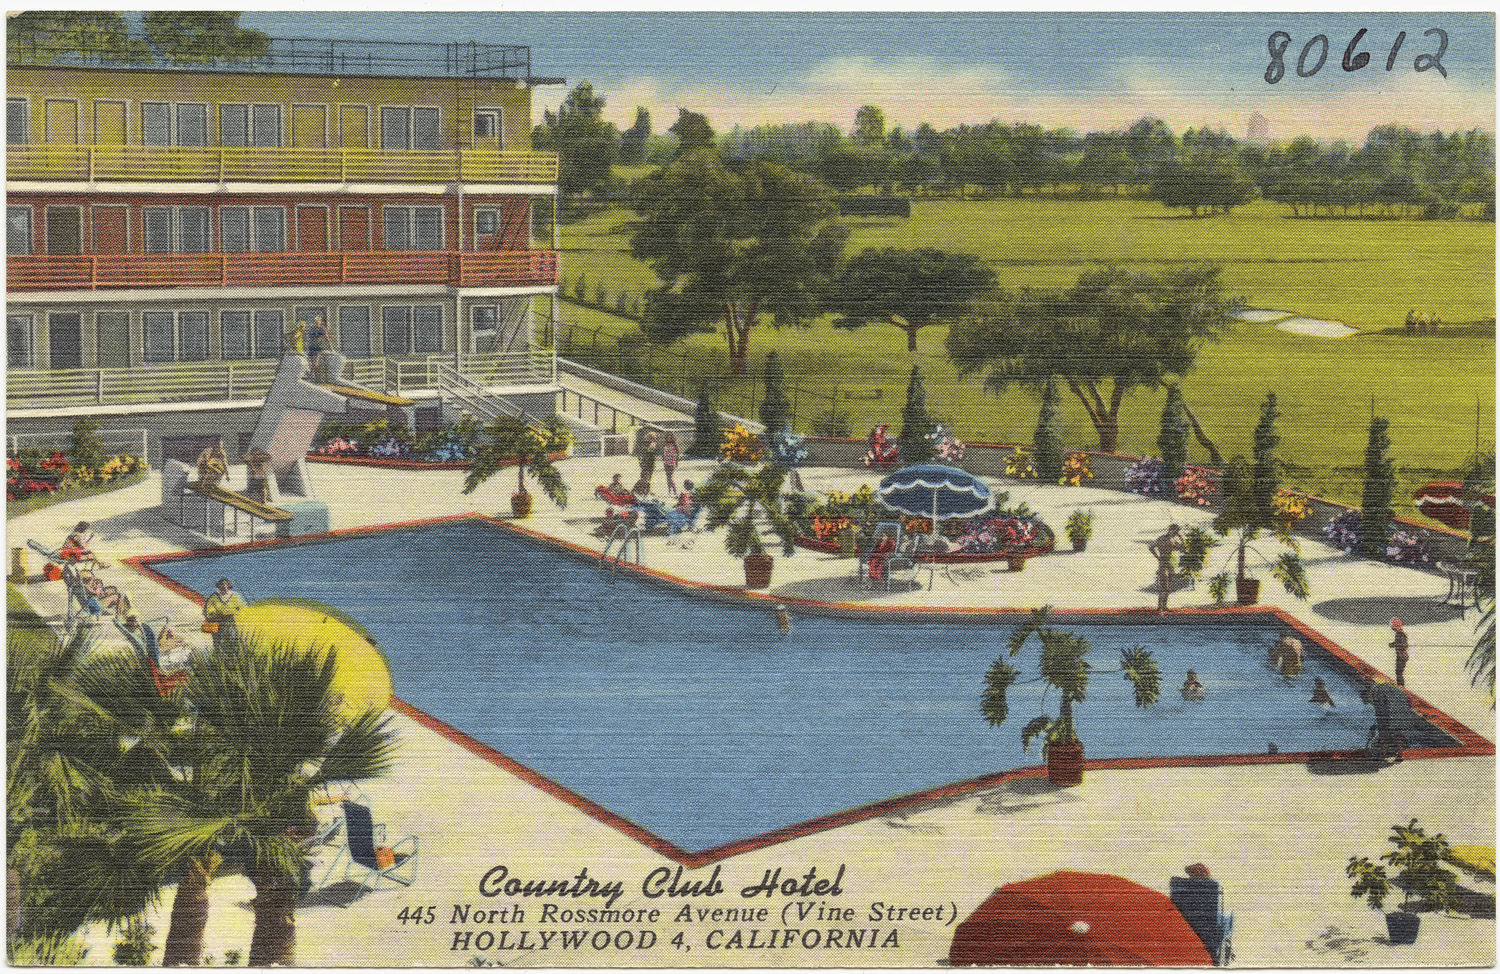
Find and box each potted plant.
[697,462,797,589]
[1065,509,1094,552]
[982,606,1161,786]
[1347,818,1461,945]
[1209,457,1309,605]
[461,415,571,519]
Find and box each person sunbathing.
[59,521,108,568]
[79,568,130,617]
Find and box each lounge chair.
[113,617,190,695]
[858,522,916,590]
[319,801,418,903]
[1170,875,1234,966]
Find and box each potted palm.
[982,606,1160,786]
[1209,457,1309,605]
[462,415,571,518]
[697,462,797,589]
[1065,509,1094,552]
[1347,818,1461,945]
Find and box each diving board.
[178,480,294,543]
[320,383,416,408]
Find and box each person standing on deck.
[662,432,681,495]
[1390,617,1409,686]
[203,578,247,650]
[1148,524,1186,612]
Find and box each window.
[142,102,171,146]
[7,206,32,255]
[473,109,502,147]
[179,311,208,361]
[338,306,371,359]
[221,207,250,252]
[178,208,210,253]
[380,106,441,150]
[220,104,282,147]
[382,305,443,355]
[143,311,174,362]
[251,104,281,147]
[252,208,284,251]
[471,306,498,352]
[220,104,247,147]
[175,104,208,146]
[379,107,408,151]
[254,310,283,359]
[8,314,34,368]
[382,206,443,251]
[144,208,173,253]
[7,98,28,144]
[224,207,285,252]
[221,311,252,360]
[144,311,209,362]
[143,207,211,253]
[475,208,498,235]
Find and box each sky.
[235,9,1495,143]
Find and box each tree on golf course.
[829,247,997,352]
[945,263,1233,454]
[631,151,846,375]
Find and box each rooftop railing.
[10,35,536,80]
[7,145,559,185]
[9,250,560,293]
[7,349,558,411]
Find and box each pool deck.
[11,455,1495,968]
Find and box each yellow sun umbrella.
[231,598,393,716]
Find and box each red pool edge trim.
[127,513,1496,869]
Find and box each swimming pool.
[143,519,1463,857]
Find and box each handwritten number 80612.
[1265,28,1448,83]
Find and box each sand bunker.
[1275,317,1358,338]
[1234,308,1358,337]
[1231,308,1295,323]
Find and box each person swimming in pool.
[1181,670,1206,702]
[1309,677,1335,710]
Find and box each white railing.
[7,350,557,410]
[7,427,150,458]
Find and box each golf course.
[553,194,1495,510]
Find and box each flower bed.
[306,450,565,471]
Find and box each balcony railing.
[8,250,559,292]
[7,350,557,411]
[7,145,559,185]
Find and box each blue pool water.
[150,520,1450,853]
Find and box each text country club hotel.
[7,34,567,459]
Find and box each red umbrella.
[949,870,1214,967]
[1412,481,1473,530]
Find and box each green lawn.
[556,196,1495,512]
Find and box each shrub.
[1274,489,1313,526]
[1323,509,1361,553]
[572,273,588,303]
[1360,417,1397,559]
[719,424,765,464]
[1005,447,1037,479]
[1125,457,1166,496]
[1157,384,1190,479]
[1173,467,1217,506]
[1062,451,1094,486]
[898,365,936,466]
[1033,376,1065,482]
[1385,529,1433,566]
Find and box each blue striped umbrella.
[875,464,994,533]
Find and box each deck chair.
[319,801,418,903]
[1170,875,1234,966]
[858,522,907,589]
[113,617,190,695]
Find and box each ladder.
[600,523,642,571]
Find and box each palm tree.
[126,635,399,966]
[462,414,571,511]
[7,610,174,959]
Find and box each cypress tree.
[898,365,935,465]
[1157,384,1190,480]
[1360,416,1396,558]
[760,351,791,444]
[1033,375,1065,482]
[1251,392,1281,528]
[688,378,724,458]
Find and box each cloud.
[549,53,1494,143]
